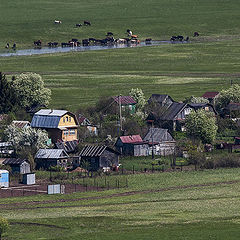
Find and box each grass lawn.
[1,168,240,239]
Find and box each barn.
[79,145,120,171]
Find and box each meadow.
[0,0,240,111]
[2,168,240,239]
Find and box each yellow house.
[31,109,79,143]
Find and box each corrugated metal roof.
[35,149,69,159]
[55,140,78,153]
[0,142,12,148]
[143,128,174,143]
[31,115,60,128]
[120,135,143,143]
[80,145,119,157]
[12,121,30,129]
[35,109,68,116]
[3,158,28,165]
[113,96,136,105]
[161,102,187,120]
[148,94,174,105]
[202,92,219,99]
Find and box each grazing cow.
[48,42,58,47]
[72,38,78,42]
[177,35,184,41]
[89,38,96,43]
[106,32,113,36]
[61,42,71,47]
[82,39,90,46]
[170,36,177,41]
[131,35,138,39]
[115,38,127,44]
[5,43,9,49]
[76,24,82,27]
[185,36,189,41]
[12,43,16,49]
[127,29,133,36]
[54,20,62,24]
[34,40,42,46]
[145,38,152,44]
[194,32,199,37]
[84,21,91,26]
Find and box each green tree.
[129,88,146,111]
[184,96,209,104]
[0,217,9,240]
[0,72,19,114]
[216,84,240,112]
[12,72,51,109]
[185,109,218,144]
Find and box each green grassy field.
[0,0,240,111]
[2,168,240,239]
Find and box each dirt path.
[1,179,239,210]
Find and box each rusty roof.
[120,135,143,144]
[113,96,136,105]
[202,92,219,99]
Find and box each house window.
[205,107,209,111]
[63,130,68,136]
[69,117,72,122]
[66,116,69,122]
[63,117,65,123]
[69,129,75,135]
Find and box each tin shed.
[0,170,9,188]
[3,158,31,174]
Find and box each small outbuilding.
[3,158,31,174]
[22,173,36,185]
[79,145,120,171]
[0,170,9,188]
[35,149,69,170]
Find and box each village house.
[78,114,98,136]
[115,135,149,156]
[188,103,217,115]
[202,91,219,105]
[143,128,176,156]
[3,158,31,174]
[113,96,137,114]
[79,145,120,171]
[35,148,69,170]
[31,109,79,144]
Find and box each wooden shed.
[3,158,31,174]
[35,149,69,170]
[79,145,120,171]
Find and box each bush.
[49,165,64,172]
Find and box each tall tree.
[12,72,51,109]
[0,72,18,114]
[185,109,218,144]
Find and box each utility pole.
[119,95,122,134]
[151,122,154,159]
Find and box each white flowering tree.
[129,88,146,111]
[4,124,50,153]
[12,72,51,109]
[216,84,240,111]
[185,109,218,144]
[186,96,209,104]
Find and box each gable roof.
[161,102,187,120]
[35,149,69,159]
[3,158,28,165]
[120,135,143,144]
[80,145,120,157]
[202,92,219,99]
[55,140,78,153]
[143,128,175,143]
[113,96,136,105]
[148,94,174,105]
[31,109,78,129]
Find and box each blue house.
[0,170,9,188]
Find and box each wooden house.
[113,96,137,114]
[79,145,120,171]
[188,103,217,115]
[31,109,79,143]
[35,149,69,170]
[202,92,219,104]
[143,128,176,156]
[115,135,149,156]
[148,94,174,108]
[3,158,31,174]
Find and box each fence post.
[132,165,135,174]
[107,182,110,190]
[122,165,124,175]
[105,176,107,187]
[126,178,128,188]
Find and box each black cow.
[177,35,184,41]
[72,38,78,42]
[76,24,82,27]
[84,21,91,26]
[194,32,199,37]
[82,39,90,46]
[106,32,113,36]
[34,40,42,46]
[185,36,189,41]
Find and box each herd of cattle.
[32,20,200,48]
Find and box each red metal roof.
[113,96,136,105]
[202,92,219,99]
[120,135,143,143]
